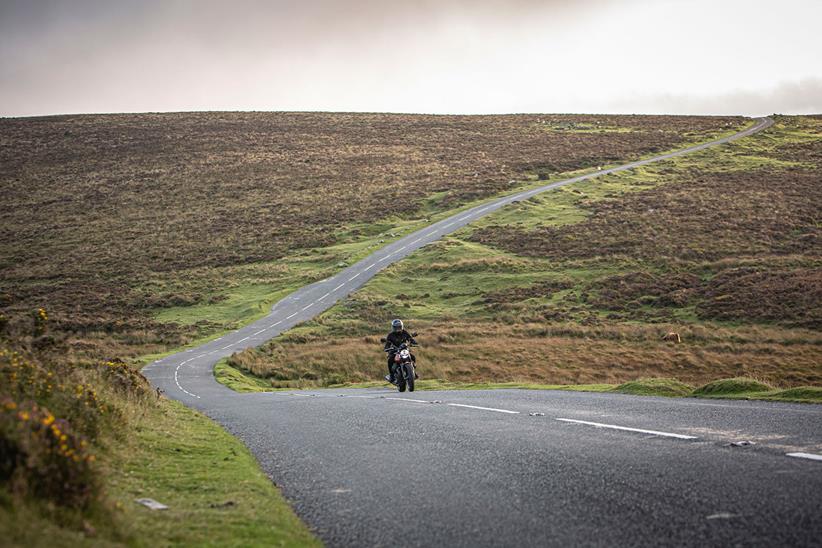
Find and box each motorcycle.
[381,337,418,392]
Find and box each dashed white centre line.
[220,344,233,350]
[253,329,266,336]
[410,238,421,245]
[301,303,313,311]
[787,452,822,462]
[237,336,250,343]
[174,364,200,399]
[348,273,360,281]
[556,418,697,440]
[364,263,376,270]
[385,397,435,404]
[286,312,298,319]
[318,292,330,300]
[333,283,345,291]
[448,403,519,414]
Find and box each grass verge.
[106,398,320,547]
[0,394,320,547]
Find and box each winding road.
[145,116,822,546]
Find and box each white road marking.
[378,256,389,262]
[252,329,266,336]
[174,364,200,399]
[214,337,223,341]
[477,206,490,212]
[237,336,250,343]
[410,238,421,245]
[318,292,330,300]
[272,320,282,326]
[786,452,822,462]
[221,344,233,350]
[385,397,435,404]
[287,313,298,319]
[556,418,697,440]
[365,263,376,270]
[288,393,314,397]
[396,245,407,252]
[301,303,313,311]
[333,283,345,291]
[348,273,360,281]
[448,403,519,414]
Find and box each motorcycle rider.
[384,318,417,383]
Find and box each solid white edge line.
[385,397,435,404]
[448,403,519,414]
[556,418,697,440]
[786,452,822,462]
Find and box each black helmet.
[391,319,403,332]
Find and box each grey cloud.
[608,79,822,116]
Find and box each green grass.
[0,383,320,547]
[692,377,774,396]
[214,359,276,392]
[104,398,320,547]
[614,378,693,397]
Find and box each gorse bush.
[99,359,152,399]
[0,314,153,513]
[0,397,97,508]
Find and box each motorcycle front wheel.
[407,364,415,392]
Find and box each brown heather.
[0,112,741,362]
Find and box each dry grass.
[229,320,822,388]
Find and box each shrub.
[98,359,151,399]
[0,397,97,508]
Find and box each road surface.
[144,116,822,546]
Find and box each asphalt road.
[142,116,822,546]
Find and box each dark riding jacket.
[384,329,416,350]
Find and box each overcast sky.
[1,0,820,117]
